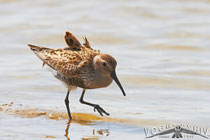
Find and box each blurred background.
[1,0,210,139]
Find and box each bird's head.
[93,54,126,96]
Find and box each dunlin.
[28,31,126,121]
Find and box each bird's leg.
[65,89,72,121]
[79,89,110,116]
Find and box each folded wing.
[28,44,88,78]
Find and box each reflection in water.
[64,118,110,140]
[96,129,110,136]
[82,129,110,140]
[65,121,71,140]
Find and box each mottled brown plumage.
[28,31,126,121]
[64,31,82,50]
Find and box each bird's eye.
[102,62,107,67]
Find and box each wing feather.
[28,44,90,78]
[64,31,82,50]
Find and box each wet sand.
[1,102,209,139]
[0,102,170,126]
[0,102,170,140]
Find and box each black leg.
[65,89,72,121]
[79,89,110,116]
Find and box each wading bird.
[28,31,126,121]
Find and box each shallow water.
[1,0,210,139]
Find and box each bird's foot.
[93,104,110,116]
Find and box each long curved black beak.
[111,71,126,96]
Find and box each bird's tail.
[28,44,47,52]
[28,44,51,68]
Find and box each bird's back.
[29,31,101,89]
[29,44,100,88]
